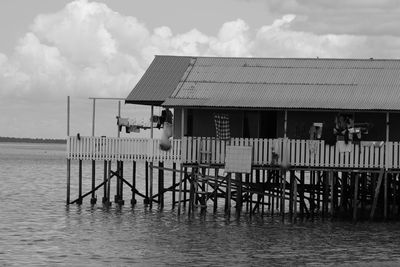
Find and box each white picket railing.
[67,136,400,169]
[67,136,181,162]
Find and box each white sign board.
[225,145,252,174]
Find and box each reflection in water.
[1,143,400,266]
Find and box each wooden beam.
[370,170,384,220]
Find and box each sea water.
[1,142,400,266]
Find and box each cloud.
[264,0,400,36]
[2,0,400,103]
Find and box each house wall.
[172,107,400,141]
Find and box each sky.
[1,0,400,139]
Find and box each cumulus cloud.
[263,0,400,36]
[1,0,400,103]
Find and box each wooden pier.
[66,136,400,221]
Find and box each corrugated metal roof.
[126,55,400,110]
[125,55,192,105]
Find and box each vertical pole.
[281,170,286,221]
[183,167,188,207]
[159,162,164,208]
[178,164,183,215]
[293,175,297,222]
[117,101,121,138]
[236,173,242,214]
[66,96,71,205]
[66,159,71,205]
[384,172,388,220]
[330,171,335,217]
[90,160,96,204]
[107,161,111,205]
[91,99,96,204]
[353,174,359,222]
[144,161,149,204]
[289,171,294,219]
[300,170,305,218]
[214,168,219,212]
[284,110,288,138]
[386,112,390,170]
[131,161,137,205]
[103,160,108,203]
[226,173,232,215]
[150,105,154,139]
[172,162,176,209]
[149,162,153,209]
[78,159,83,205]
[119,161,124,205]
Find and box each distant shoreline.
[0,137,66,144]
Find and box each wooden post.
[289,171,294,219]
[183,167,188,207]
[236,173,242,214]
[262,170,265,215]
[300,170,305,217]
[102,160,108,203]
[149,162,153,209]
[284,110,288,138]
[66,96,70,205]
[131,161,137,205]
[90,160,96,204]
[115,161,120,203]
[281,170,286,220]
[90,98,96,204]
[293,175,297,222]
[353,174,359,222]
[77,159,83,205]
[119,161,124,205]
[158,162,164,208]
[144,161,149,204]
[330,171,335,217]
[370,170,384,220]
[226,173,232,215]
[150,105,154,138]
[214,168,219,212]
[107,161,111,205]
[178,164,183,215]
[117,101,121,138]
[384,172,388,220]
[172,162,176,209]
[67,159,71,205]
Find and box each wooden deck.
[66,136,400,169]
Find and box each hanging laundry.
[214,113,230,140]
[337,140,352,153]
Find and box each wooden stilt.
[214,168,219,212]
[226,173,232,215]
[66,159,71,205]
[144,161,149,204]
[236,173,242,214]
[262,170,266,215]
[107,161,111,205]
[158,162,164,208]
[289,171,294,219]
[178,164,183,215]
[300,170,305,218]
[353,174,359,222]
[115,161,120,203]
[149,162,153,209]
[384,172,388,220]
[370,170,384,220]
[172,162,176,209]
[330,171,335,217]
[183,167,188,207]
[131,161,137,205]
[293,175,297,222]
[102,161,108,203]
[90,160,96,204]
[281,170,286,220]
[77,160,83,205]
[119,161,124,205]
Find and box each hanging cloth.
[214,113,230,140]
